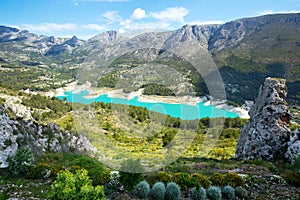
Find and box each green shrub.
[191,186,206,200]
[50,166,66,177]
[119,158,144,191]
[173,172,192,191]
[234,186,248,199]
[210,173,226,187]
[6,146,34,177]
[48,169,105,200]
[222,185,235,199]
[191,173,210,189]
[135,181,150,199]
[106,172,120,193]
[207,186,221,200]
[158,171,172,184]
[150,182,166,200]
[146,171,172,186]
[98,170,111,185]
[69,165,82,173]
[165,182,181,200]
[225,173,244,187]
[28,163,51,179]
[68,155,105,186]
[146,172,160,186]
[283,171,300,187]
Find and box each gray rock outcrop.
[235,77,295,160]
[0,105,18,168]
[286,128,300,161]
[0,105,97,168]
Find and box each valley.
[0,12,300,200]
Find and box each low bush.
[146,171,172,186]
[119,158,144,191]
[283,171,300,187]
[135,180,150,199]
[68,155,106,186]
[222,185,235,199]
[191,173,210,189]
[158,171,172,184]
[6,146,35,177]
[191,186,206,200]
[207,186,222,200]
[210,173,226,187]
[48,169,105,200]
[225,172,244,187]
[165,182,181,200]
[235,186,248,199]
[173,172,192,191]
[28,163,51,179]
[146,172,160,186]
[150,182,165,200]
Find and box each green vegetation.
[142,83,175,96]
[191,173,210,189]
[191,186,206,200]
[119,158,144,191]
[134,181,150,199]
[97,73,119,88]
[165,182,181,200]
[22,94,71,121]
[6,146,35,177]
[234,186,248,199]
[0,97,5,104]
[150,182,166,200]
[207,186,222,200]
[222,185,235,199]
[48,169,105,200]
[37,153,106,185]
[0,65,75,92]
[210,173,226,187]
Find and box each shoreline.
[45,83,250,119]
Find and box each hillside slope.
[0,13,299,104]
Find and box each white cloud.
[102,11,122,24]
[258,10,300,16]
[187,20,223,25]
[150,7,189,23]
[22,23,78,33]
[120,20,170,31]
[119,19,132,29]
[82,24,106,31]
[131,8,146,20]
[119,8,146,30]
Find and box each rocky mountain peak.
[235,77,300,161]
[0,25,19,35]
[89,30,119,43]
[63,35,79,46]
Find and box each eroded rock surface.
[0,105,96,168]
[235,78,299,161]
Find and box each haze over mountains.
[0,13,299,105]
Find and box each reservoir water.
[57,90,239,120]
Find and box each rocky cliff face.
[235,78,300,161]
[0,105,96,168]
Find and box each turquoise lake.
[57,90,239,120]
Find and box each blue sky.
[0,0,299,39]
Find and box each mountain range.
[0,13,299,105]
